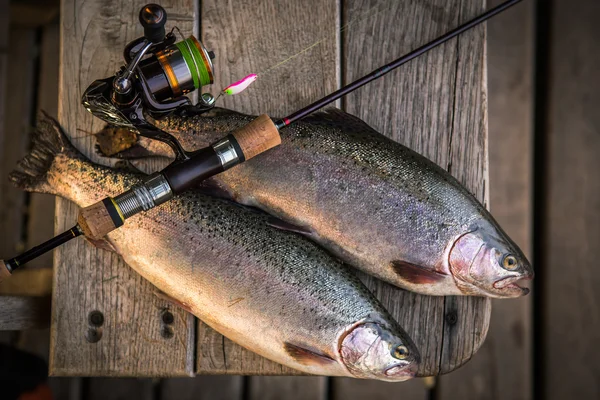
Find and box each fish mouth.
[384,362,417,380]
[493,274,534,297]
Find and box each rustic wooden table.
[51,0,490,378]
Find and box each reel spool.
[82,3,216,158]
[142,36,214,101]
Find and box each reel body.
[82,4,216,160]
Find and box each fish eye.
[391,345,409,360]
[502,255,518,270]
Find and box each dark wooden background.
[0,0,598,399]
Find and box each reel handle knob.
[139,4,167,43]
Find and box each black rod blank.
[4,226,82,273]
[275,0,523,129]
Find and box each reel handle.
[139,4,167,43]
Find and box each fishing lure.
[222,74,258,95]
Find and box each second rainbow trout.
[126,108,533,298]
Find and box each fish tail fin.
[9,112,83,195]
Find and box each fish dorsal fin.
[302,108,380,135]
[266,216,313,235]
[284,342,336,366]
[391,261,447,284]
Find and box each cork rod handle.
[231,114,281,160]
[78,199,124,240]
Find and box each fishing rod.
[0,0,523,281]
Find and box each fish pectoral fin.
[283,342,336,366]
[266,217,313,235]
[85,237,118,253]
[196,179,234,200]
[114,160,145,175]
[391,261,447,284]
[153,290,194,314]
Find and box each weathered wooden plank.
[333,377,428,400]
[28,22,59,269]
[249,377,326,400]
[160,376,243,400]
[197,0,337,380]
[544,0,600,398]
[339,0,489,379]
[86,378,154,400]
[0,268,53,296]
[48,378,83,400]
[10,0,59,28]
[438,0,534,398]
[0,27,36,265]
[51,0,197,376]
[0,1,8,228]
[0,296,50,330]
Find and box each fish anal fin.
[154,290,194,314]
[283,342,336,366]
[85,237,118,253]
[391,260,446,284]
[267,217,313,235]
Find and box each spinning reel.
[82,3,216,160]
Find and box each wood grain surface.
[0,28,36,266]
[160,376,243,400]
[544,0,600,398]
[28,22,59,269]
[51,0,197,376]
[438,0,534,398]
[0,296,50,330]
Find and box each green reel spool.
[175,36,214,89]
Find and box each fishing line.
[217,0,393,97]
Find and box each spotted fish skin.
[9,114,419,381]
[146,108,533,298]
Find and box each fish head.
[448,227,533,298]
[339,321,419,381]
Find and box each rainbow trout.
[10,115,419,381]
[129,108,533,298]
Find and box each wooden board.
[196,0,337,384]
[160,376,243,400]
[248,377,327,400]
[0,28,36,265]
[51,0,197,376]
[544,0,600,398]
[332,377,429,400]
[86,378,154,400]
[0,1,8,256]
[28,22,59,269]
[0,296,50,330]
[438,0,534,398]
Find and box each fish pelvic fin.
[283,342,336,366]
[9,111,84,195]
[266,216,313,235]
[390,260,447,285]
